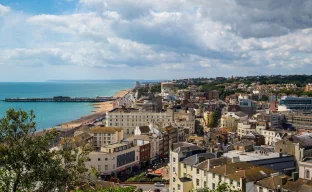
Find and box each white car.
[154,182,165,187]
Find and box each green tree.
[0,108,92,192]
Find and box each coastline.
[59,89,130,130]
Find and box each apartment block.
[90,126,123,148]
[106,108,195,137]
[85,142,140,178]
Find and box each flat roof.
[223,150,290,162]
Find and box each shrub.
[138,177,151,182]
[138,172,146,177]
[152,177,162,182]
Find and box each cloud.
[0,4,10,16]
[1,0,312,81]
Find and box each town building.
[85,142,140,178]
[285,113,312,130]
[90,126,123,148]
[261,129,296,146]
[161,82,176,97]
[106,108,195,137]
[220,111,248,131]
[237,121,257,138]
[238,99,257,117]
[169,142,206,192]
[275,133,312,163]
[279,96,312,111]
[222,149,296,175]
[299,159,312,180]
[305,83,312,92]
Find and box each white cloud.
[0,4,10,16]
[1,0,312,81]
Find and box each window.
[98,165,101,171]
[105,165,108,170]
[105,158,108,161]
[259,187,263,192]
[230,179,233,185]
[173,177,176,182]
[213,173,215,178]
[196,179,199,186]
[98,158,101,161]
[197,169,199,174]
[204,181,207,187]
[306,169,310,179]
[204,171,206,176]
[173,167,176,173]
[173,188,175,192]
[184,164,186,168]
[177,184,180,190]
[127,129,129,134]
[237,181,240,187]
[212,183,215,189]
[173,158,176,163]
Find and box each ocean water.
[0,81,135,130]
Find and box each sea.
[0,80,136,130]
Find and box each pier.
[4,96,115,102]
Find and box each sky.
[1,0,312,81]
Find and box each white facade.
[299,160,312,180]
[85,143,139,176]
[237,122,256,138]
[106,109,195,137]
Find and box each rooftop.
[182,153,215,166]
[209,162,254,176]
[228,166,277,182]
[256,174,288,189]
[90,126,122,134]
[223,150,289,162]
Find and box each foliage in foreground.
[0,108,92,192]
[74,186,142,192]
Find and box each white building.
[90,126,124,148]
[237,121,257,138]
[106,108,195,137]
[85,142,140,177]
[261,129,296,146]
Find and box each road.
[122,184,169,192]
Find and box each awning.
[154,170,162,174]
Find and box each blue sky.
[1,0,312,81]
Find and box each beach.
[60,89,130,129]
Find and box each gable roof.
[228,166,277,182]
[283,178,312,192]
[256,175,288,189]
[209,162,254,176]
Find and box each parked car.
[154,182,165,187]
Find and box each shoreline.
[58,89,131,130]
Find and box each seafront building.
[105,107,195,137]
[90,126,124,148]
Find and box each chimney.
[292,172,299,182]
[240,177,247,192]
[280,176,288,186]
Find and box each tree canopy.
[0,108,92,192]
